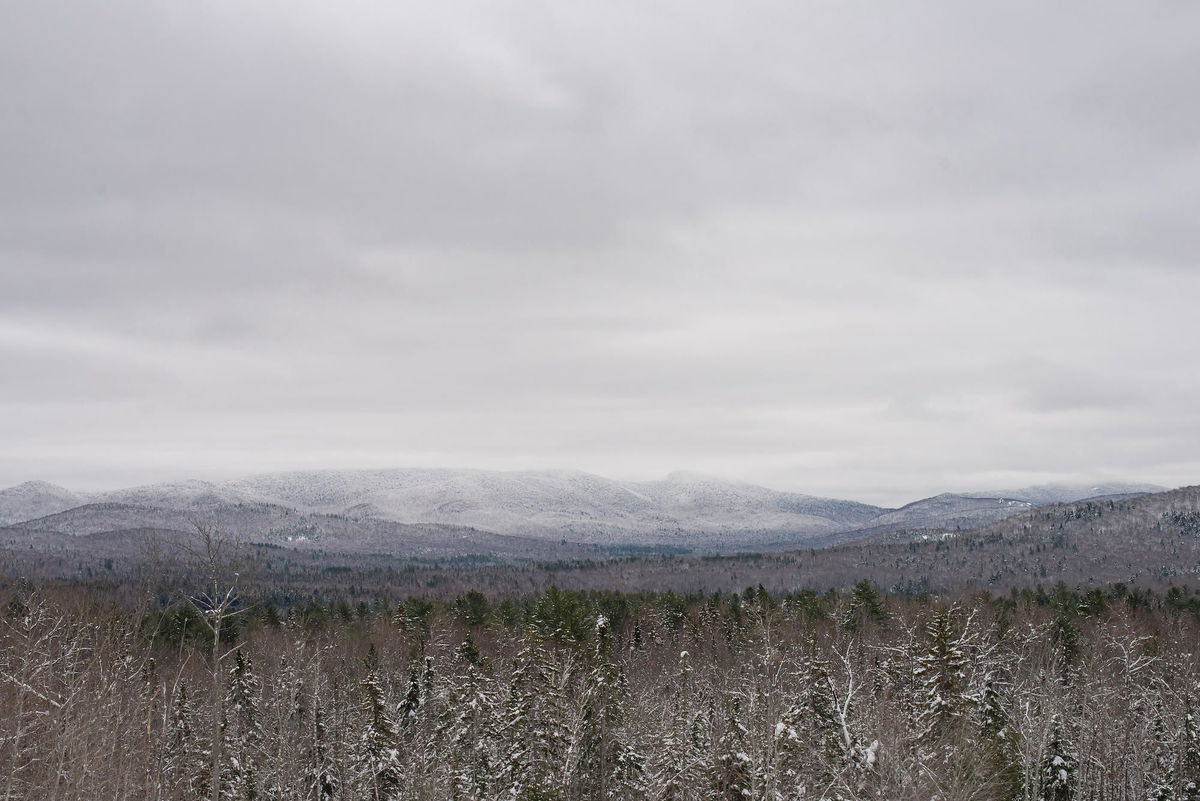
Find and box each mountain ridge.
[0,468,1169,557]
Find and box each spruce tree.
[1148,705,1178,801]
[1180,698,1200,801]
[438,647,500,801]
[303,695,339,801]
[357,668,402,801]
[221,649,264,801]
[653,650,709,801]
[164,682,209,800]
[913,607,969,746]
[977,665,1022,801]
[576,615,640,800]
[498,640,569,800]
[710,694,754,801]
[1039,714,1077,801]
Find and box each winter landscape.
[5,0,1200,799]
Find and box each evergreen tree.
[498,640,571,800]
[710,694,754,801]
[164,681,209,800]
[841,581,888,632]
[775,646,842,795]
[1180,698,1200,801]
[1149,705,1178,801]
[977,665,1022,801]
[576,615,640,800]
[221,650,264,801]
[357,668,402,801]
[399,664,421,725]
[303,695,339,801]
[652,650,709,801]
[438,652,500,801]
[1039,714,1077,801]
[913,607,969,746]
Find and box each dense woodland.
[5,567,1200,800]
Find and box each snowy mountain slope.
[0,481,85,526]
[3,500,602,562]
[0,471,1179,558]
[225,468,887,542]
[855,493,1035,533]
[961,483,1165,505]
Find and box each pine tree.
[651,650,709,801]
[357,668,402,801]
[710,694,754,801]
[498,640,570,800]
[913,607,969,746]
[977,665,1022,801]
[775,647,842,795]
[221,650,264,801]
[399,664,421,725]
[1180,698,1200,801]
[303,694,339,801]
[1148,705,1178,801]
[438,648,500,801]
[1039,714,1077,801]
[164,682,209,800]
[841,581,889,632]
[576,615,640,800]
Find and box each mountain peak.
[0,480,83,526]
[3,479,74,495]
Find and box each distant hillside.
[423,485,1200,597]
[0,481,83,526]
[844,493,1035,537]
[1,469,892,552]
[961,482,1165,505]
[225,468,887,545]
[0,469,1177,576]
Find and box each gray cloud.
[2,0,1199,505]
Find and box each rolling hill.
[0,469,1170,578]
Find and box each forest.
[4,567,1200,801]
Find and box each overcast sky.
[2,0,1199,505]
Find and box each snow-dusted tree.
[650,650,709,801]
[1039,714,1077,801]
[1180,697,1200,801]
[302,697,339,801]
[437,643,501,801]
[774,645,842,796]
[709,693,754,801]
[913,607,969,746]
[258,650,306,799]
[398,663,421,725]
[356,668,402,801]
[1148,705,1178,801]
[220,649,264,801]
[163,681,210,800]
[497,640,572,800]
[576,615,642,800]
[178,522,249,801]
[977,664,1022,801]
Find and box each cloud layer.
[3,0,1199,504]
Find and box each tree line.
[3,579,1200,800]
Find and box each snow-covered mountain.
[961,483,1165,505]
[0,481,84,526]
[857,493,1035,533]
[225,468,885,544]
[0,470,1176,556]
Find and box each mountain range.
[0,469,1166,565]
